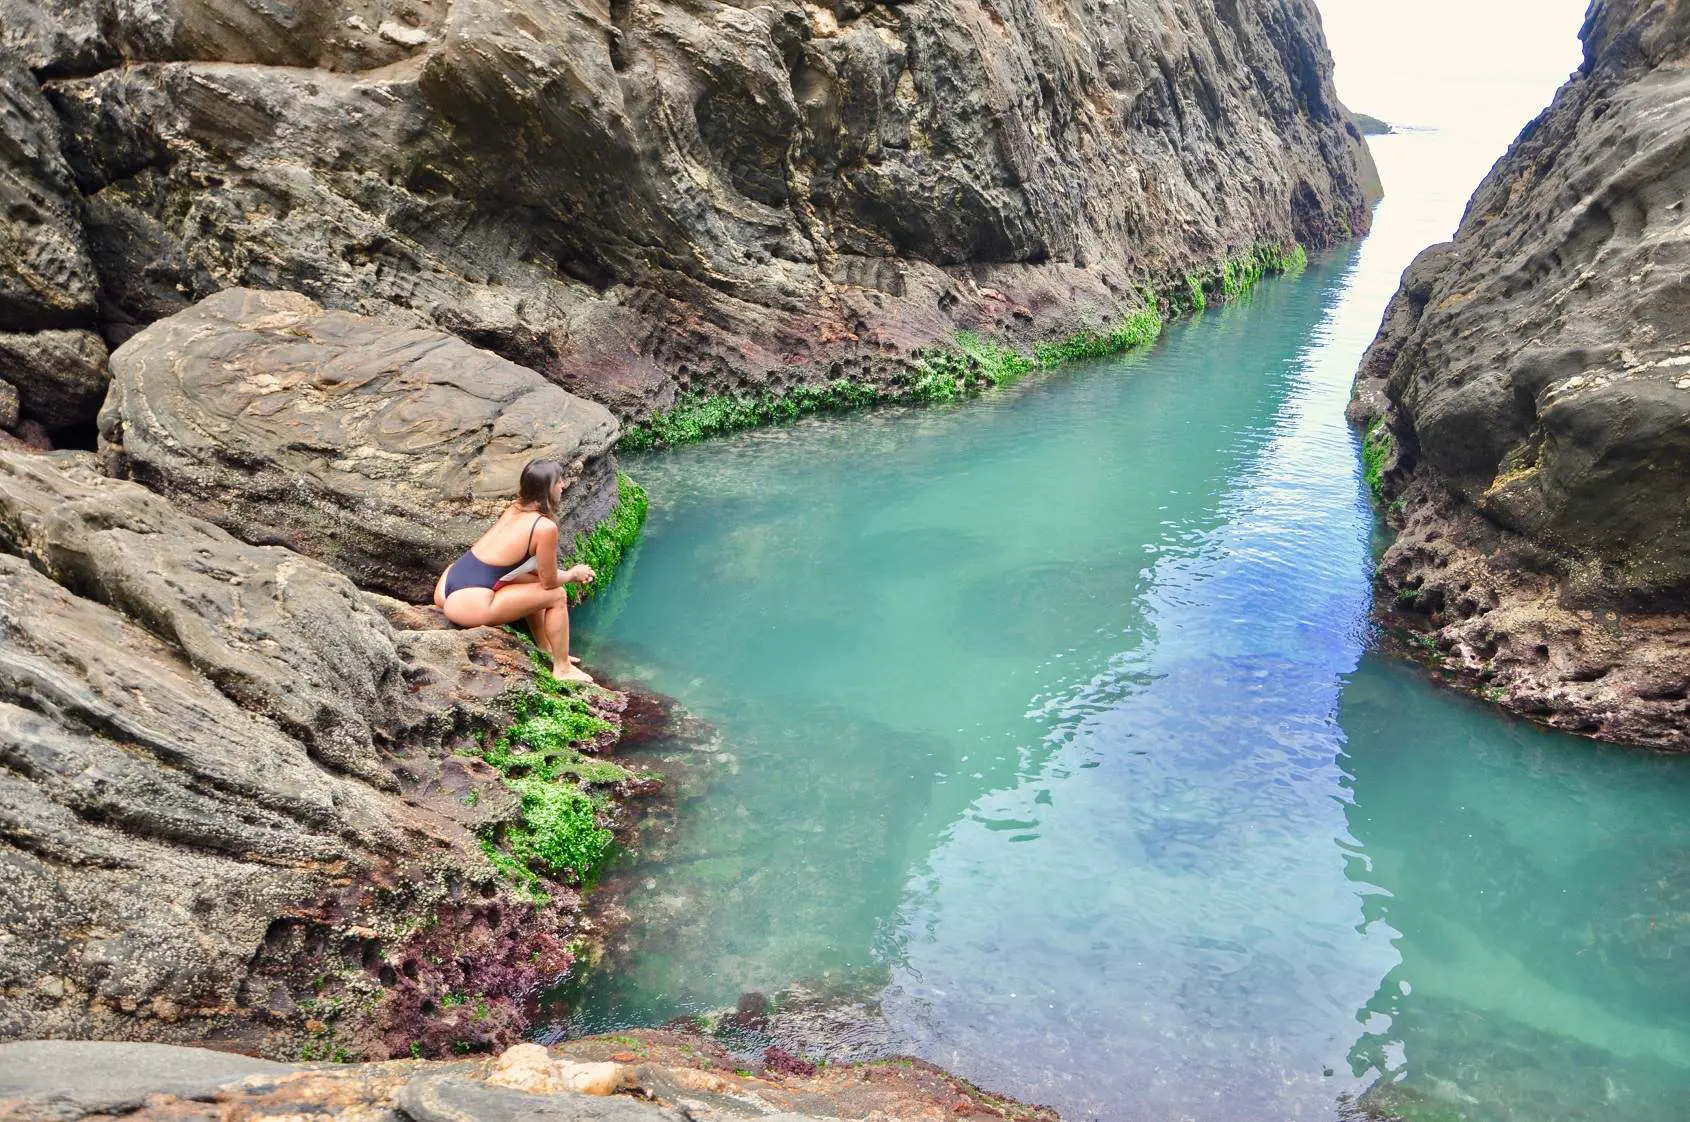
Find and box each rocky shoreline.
[0,292,657,1061]
[1349,0,1690,751]
[0,0,1391,1113]
[0,1035,1060,1121]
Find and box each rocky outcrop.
[98,288,620,602]
[0,54,109,442]
[0,450,640,1057]
[1351,0,1690,748]
[0,1036,1061,1121]
[6,0,1372,421]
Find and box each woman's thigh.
[444,583,561,627]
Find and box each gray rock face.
[0,54,94,330]
[15,0,1372,418]
[1352,0,1690,747]
[0,449,590,1053]
[0,451,406,783]
[0,1036,1047,1122]
[0,327,108,430]
[98,288,620,602]
[0,548,404,1044]
[0,55,108,441]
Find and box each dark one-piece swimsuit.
[442,514,543,598]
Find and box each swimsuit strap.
[525,513,542,556]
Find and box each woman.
[433,459,596,683]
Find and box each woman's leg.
[446,585,593,683]
[443,582,565,628]
[526,605,565,665]
[432,570,449,610]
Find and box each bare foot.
[554,664,595,684]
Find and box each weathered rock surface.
[0,1035,1062,1121]
[98,288,620,602]
[0,450,405,782]
[0,449,634,1057]
[0,327,108,431]
[0,53,108,442]
[0,54,93,330]
[12,0,1371,419]
[1351,0,1690,748]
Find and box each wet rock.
[1374,478,1689,751]
[33,0,1372,419]
[1352,0,1690,747]
[98,288,620,601]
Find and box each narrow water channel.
[568,131,1690,1121]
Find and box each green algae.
[564,472,647,601]
[1362,418,1393,501]
[619,243,1305,451]
[470,666,627,901]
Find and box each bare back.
[469,504,554,568]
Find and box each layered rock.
[10,0,1372,419]
[0,450,631,1057]
[1351,0,1690,748]
[98,288,620,602]
[0,54,109,442]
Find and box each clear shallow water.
[569,133,1690,1121]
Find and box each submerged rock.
[1351,0,1690,748]
[98,288,620,602]
[18,0,1373,418]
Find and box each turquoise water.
[568,134,1690,1121]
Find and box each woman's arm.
[532,520,563,589]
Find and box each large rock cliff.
[1351,0,1690,749]
[2,0,1374,428]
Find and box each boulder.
[35,0,1375,419]
[0,548,408,1044]
[1353,0,1690,746]
[98,288,620,602]
[0,326,108,431]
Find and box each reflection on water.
[565,132,1690,1121]
[1341,660,1690,1121]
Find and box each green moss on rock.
[564,472,647,601]
[1362,418,1393,502]
[469,671,628,901]
[620,243,1304,451]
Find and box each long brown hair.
[516,459,566,518]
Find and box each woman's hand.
[566,564,597,585]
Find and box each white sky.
[1315,0,1591,131]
